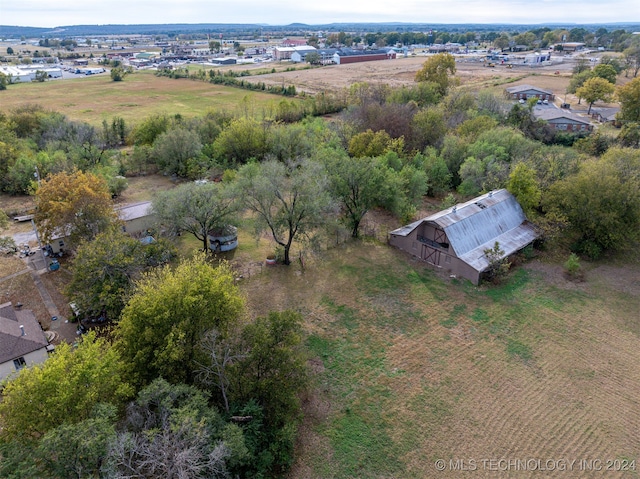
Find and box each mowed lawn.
[240,239,640,479]
[0,69,294,125]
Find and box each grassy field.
[0,69,296,126]
[237,237,640,479]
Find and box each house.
[590,107,620,126]
[47,201,156,254]
[534,109,594,132]
[0,302,52,382]
[505,84,554,101]
[389,189,539,285]
[332,48,396,65]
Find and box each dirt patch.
[243,56,578,97]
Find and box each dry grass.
[0,69,294,126]
[235,238,640,479]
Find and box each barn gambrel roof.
[390,189,539,273]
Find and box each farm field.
[0,69,293,126]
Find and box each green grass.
[295,245,640,477]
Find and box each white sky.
[2,0,640,28]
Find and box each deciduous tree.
[0,333,132,441]
[67,228,175,320]
[153,181,238,252]
[34,169,119,249]
[576,77,615,114]
[115,255,244,388]
[543,150,640,257]
[617,76,640,122]
[415,52,456,96]
[323,151,388,237]
[235,159,336,265]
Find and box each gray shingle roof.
[506,84,553,95]
[0,302,48,364]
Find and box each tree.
[106,379,246,479]
[305,51,321,64]
[235,159,336,265]
[415,52,456,96]
[212,117,269,165]
[230,310,308,471]
[617,76,640,122]
[115,255,245,388]
[543,150,640,257]
[67,228,175,320]
[323,152,388,237]
[622,44,640,78]
[576,77,615,114]
[153,181,238,252]
[0,333,132,441]
[35,404,117,479]
[209,40,221,52]
[110,66,126,81]
[482,241,511,284]
[34,170,119,249]
[567,70,593,99]
[507,162,541,215]
[592,63,618,85]
[6,46,13,55]
[152,126,204,178]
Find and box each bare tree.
[195,329,245,413]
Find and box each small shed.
[389,190,539,285]
[116,201,155,236]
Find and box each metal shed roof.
[390,189,539,273]
[116,201,153,222]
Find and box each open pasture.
[238,239,640,478]
[0,69,293,125]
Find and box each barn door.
[422,245,441,265]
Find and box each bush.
[564,253,585,281]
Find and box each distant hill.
[1,22,640,38]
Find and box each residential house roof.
[534,109,592,125]
[506,84,553,95]
[390,189,539,273]
[590,107,620,122]
[0,302,48,365]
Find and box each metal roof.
[390,189,539,273]
[116,201,153,222]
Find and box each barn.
[389,189,539,285]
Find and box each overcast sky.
[3,0,640,28]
